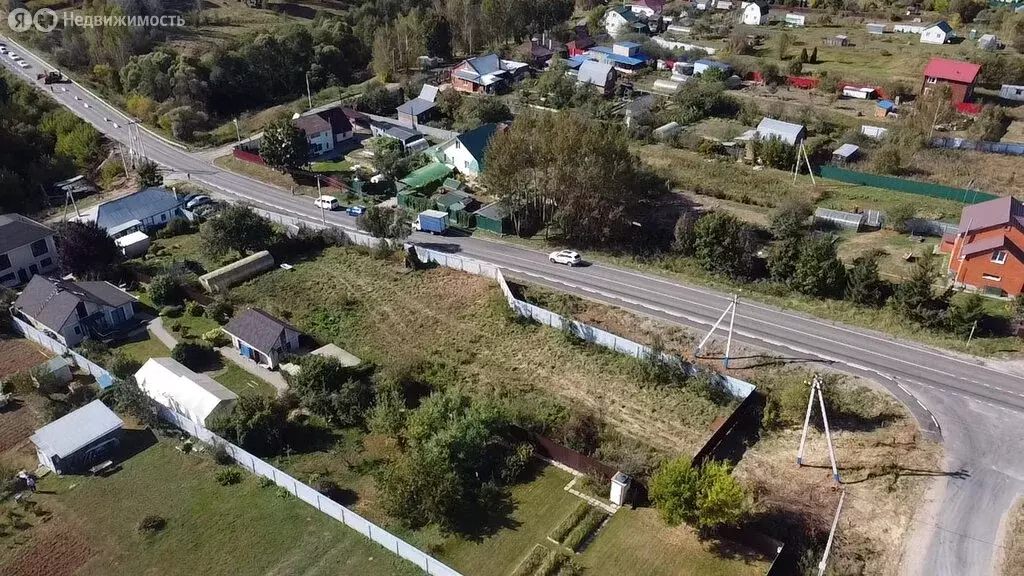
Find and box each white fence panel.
[398,540,430,571]
[12,317,115,389]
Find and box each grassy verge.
[550,501,591,544]
[0,436,421,575]
[113,333,171,365]
[210,362,277,398]
[511,543,550,576]
[213,156,320,195]
[1003,498,1024,576]
[311,160,354,173]
[563,507,608,551]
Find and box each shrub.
[108,352,142,380]
[99,160,124,190]
[886,202,916,233]
[185,300,204,317]
[787,60,803,76]
[258,476,275,488]
[171,342,217,371]
[511,545,548,576]
[649,456,748,530]
[501,442,535,484]
[156,218,193,239]
[205,300,233,324]
[211,442,233,465]
[149,274,183,306]
[136,514,166,534]
[215,468,243,486]
[202,328,230,347]
[550,502,591,543]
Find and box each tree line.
[0,71,105,214]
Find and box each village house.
[920,58,981,106]
[438,123,501,177]
[920,21,954,44]
[740,1,770,26]
[396,84,440,127]
[451,54,529,94]
[942,196,1024,296]
[577,60,617,96]
[602,7,649,38]
[292,108,354,156]
[96,187,186,234]
[222,308,302,369]
[12,276,138,347]
[587,42,648,74]
[629,0,665,18]
[0,214,57,288]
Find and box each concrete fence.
[11,317,115,389]
[159,408,462,576]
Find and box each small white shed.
[920,21,953,45]
[1000,84,1024,102]
[740,1,769,25]
[784,13,805,26]
[756,117,806,145]
[978,34,998,50]
[115,230,151,259]
[866,23,886,35]
[609,471,632,505]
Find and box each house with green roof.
[437,123,502,177]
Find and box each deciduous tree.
[260,119,309,172]
[57,221,120,280]
[200,203,276,257]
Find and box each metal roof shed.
[474,202,510,234]
[756,117,806,145]
[31,399,123,474]
[832,143,860,162]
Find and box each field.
[230,245,738,454]
[0,339,50,380]
[833,229,940,282]
[0,437,422,576]
[209,362,278,397]
[1004,498,1024,576]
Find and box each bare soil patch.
[0,340,50,380]
[3,521,96,576]
[0,404,41,455]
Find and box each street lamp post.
[305,72,313,109]
[233,118,241,144]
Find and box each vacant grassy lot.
[834,229,940,282]
[210,362,277,397]
[641,144,966,219]
[113,333,171,366]
[1004,498,1024,576]
[0,437,421,576]
[231,246,736,453]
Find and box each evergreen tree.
[792,235,847,298]
[845,252,890,307]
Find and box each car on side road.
[18,61,30,69]
[346,205,365,217]
[314,195,340,211]
[185,195,212,210]
[549,250,582,266]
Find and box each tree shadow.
[450,485,521,542]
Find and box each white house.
[292,108,354,156]
[629,0,665,18]
[12,276,138,347]
[740,1,770,25]
[920,21,954,44]
[602,7,647,37]
[135,358,238,426]
[1000,84,1024,102]
[438,123,501,177]
[222,308,302,369]
[0,214,57,288]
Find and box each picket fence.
[12,317,115,389]
[410,246,756,401]
[159,408,462,576]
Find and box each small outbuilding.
[866,23,886,35]
[784,13,805,27]
[222,308,302,370]
[693,59,732,76]
[136,358,239,426]
[1000,84,1024,102]
[832,143,860,164]
[755,117,806,146]
[653,121,682,140]
[740,1,770,26]
[31,399,123,475]
[824,35,849,47]
[115,230,151,259]
[474,202,511,235]
[199,250,275,293]
[36,356,73,386]
[920,21,953,45]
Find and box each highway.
[4,34,1024,575]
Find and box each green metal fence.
[819,166,998,205]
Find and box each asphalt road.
[5,34,1024,575]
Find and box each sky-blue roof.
[588,46,645,66]
[617,41,641,48]
[96,187,185,230]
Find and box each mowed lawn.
[12,438,421,576]
[581,508,769,576]
[230,246,735,454]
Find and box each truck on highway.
[37,70,67,84]
[412,209,449,235]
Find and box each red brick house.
[450,54,529,94]
[942,196,1024,296]
[920,58,981,106]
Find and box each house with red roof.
[920,58,981,106]
[630,0,666,18]
[942,196,1024,296]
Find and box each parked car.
[314,195,340,211]
[18,61,30,69]
[9,53,20,60]
[346,205,366,217]
[185,195,211,210]
[369,174,387,184]
[549,250,582,266]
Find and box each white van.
[314,195,339,211]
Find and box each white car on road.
[314,195,339,211]
[549,250,582,266]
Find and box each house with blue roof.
[95,187,186,234]
[587,42,648,73]
[437,123,503,177]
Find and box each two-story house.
[292,108,355,156]
[12,276,138,347]
[0,214,58,288]
[942,196,1024,296]
[450,54,529,94]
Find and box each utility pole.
[305,72,313,109]
[818,489,846,576]
[797,374,840,483]
[966,320,978,347]
[317,177,325,226]
[233,118,242,144]
[695,295,739,368]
